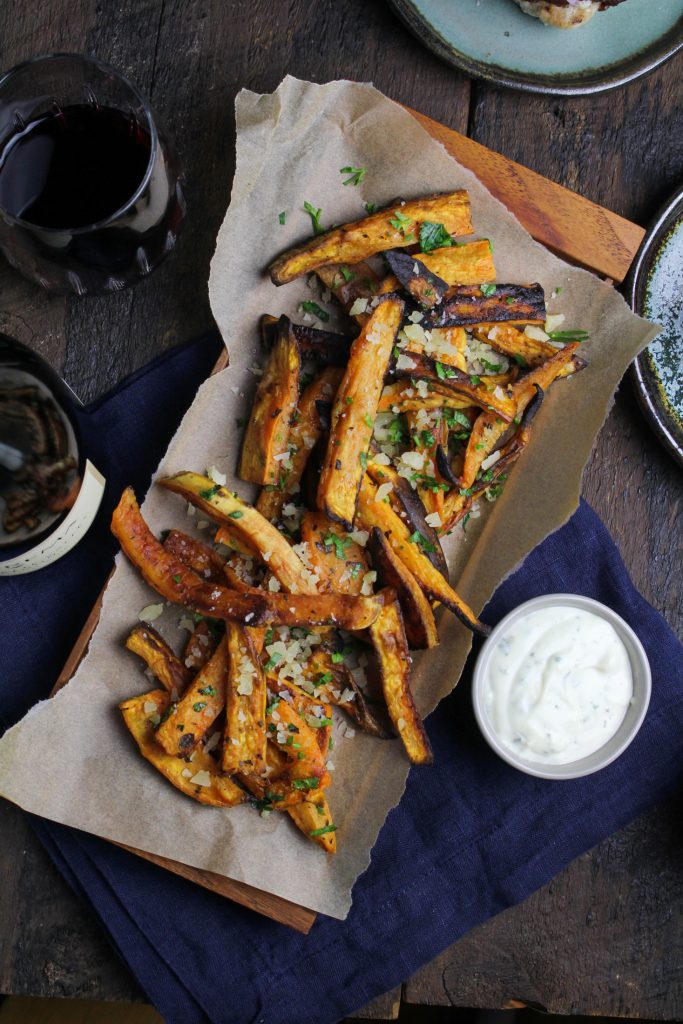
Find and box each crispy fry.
[256,367,343,521]
[125,624,192,695]
[155,638,228,756]
[223,624,267,776]
[369,591,433,765]
[384,250,449,308]
[458,342,581,490]
[257,591,381,629]
[303,647,388,738]
[111,488,267,625]
[301,511,368,594]
[422,283,546,329]
[269,191,473,285]
[356,474,489,635]
[475,324,588,376]
[120,690,245,807]
[418,239,496,285]
[160,472,319,594]
[163,529,226,582]
[318,295,404,528]
[368,527,439,650]
[239,315,300,485]
[287,794,337,854]
[261,313,352,366]
[393,351,516,421]
[183,619,218,672]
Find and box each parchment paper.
[0,77,659,920]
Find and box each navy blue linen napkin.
[2,334,682,1024]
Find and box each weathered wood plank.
[404,797,683,1018]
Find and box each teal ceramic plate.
[628,184,683,469]
[388,0,683,95]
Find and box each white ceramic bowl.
[472,594,652,780]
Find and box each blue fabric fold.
[2,334,682,1024]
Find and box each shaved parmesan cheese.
[268,576,282,592]
[143,701,158,714]
[139,603,164,622]
[525,325,550,342]
[481,450,502,471]
[190,770,212,788]
[408,310,424,324]
[425,511,442,528]
[372,451,391,466]
[349,529,369,546]
[395,353,416,371]
[207,465,227,485]
[545,313,565,334]
[181,767,193,779]
[349,297,369,316]
[360,570,377,596]
[375,482,393,502]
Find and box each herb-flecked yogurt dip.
[483,605,633,765]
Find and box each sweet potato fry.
[160,472,319,594]
[458,342,581,490]
[475,324,588,375]
[317,294,404,528]
[384,250,449,309]
[392,351,516,421]
[287,794,337,854]
[356,474,489,636]
[125,624,193,695]
[269,191,473,285]
[368,527,439,650]
[261,313,352,366]
[163,529,226,583]
[379,240,496,293]
[303,647,389,738]
[239,315,300,485]
[119,690,245,807]
[256,367,343,521]
[223,623,267,776]
[155,638,228,756]
[422,283,546,329]
[316,261,382,325]
[183,619,218,672]
[369,591,433,765]
[111,488,267,625]
[300,511,369,594]
[258,592,381,629]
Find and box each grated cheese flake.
[139,603,164,622]
[190,770,212,788]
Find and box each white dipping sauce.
[484,606,633,765]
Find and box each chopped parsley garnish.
[199,486,219,500]
[359,451,368,471]
[293,777,321,791]
[192,701,207,712]
[481,358,502,373]
[323,532,352,560]
[340,265,354,282]
[198,686,217,697]
[264,652,283,671]
[505,297,515,305]
[331,651,345,664]
[307,716,334,728]
[364,201,377,214]
[408,530,436,554]
[416,429,435,448]
[548,329,589,343]
[301,300,330,322]
[387,416,408,444]
[310,824,338,837]
[349,563,362,579]
[389,209,412,233]
[443,408,471,431]
[278,211,286,225]
[303,200,324,234]
[288,723,300,733]
[229,510,243,519]
[411,473,449,492]
[340,165,366,186]
[486,483,505,501]
[462,512,471,532]
[513,353,527,368]
[418,221,453,252]
[160,702,177,723]
[316,672,333,685]
[265,697,281,714]
[434,360,457,380]
[264,628,274,645]
[172,574,181,583]
[459,486,475,497]
[364,414,374,429]
[480,283,497,297]
[470,375,482,386]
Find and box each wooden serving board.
[52,109,646,935]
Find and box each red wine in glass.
[0,54,184,295]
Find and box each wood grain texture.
[407,109,644,282]
[405,796,683,1018]
[0,0,681,1018]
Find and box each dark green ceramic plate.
[629,185,683,469]
[388,0,683,96]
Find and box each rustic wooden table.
[0,2,681,1020]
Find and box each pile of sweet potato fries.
[112,190,587,852]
